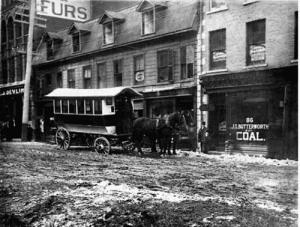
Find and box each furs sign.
[36,0,90,22]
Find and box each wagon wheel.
[55,128,71,150]
[94,137,111,154]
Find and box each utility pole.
[21,0,35,141]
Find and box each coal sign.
[200,104,215,111]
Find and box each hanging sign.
[250,45,265,62]
[36,0,91,22]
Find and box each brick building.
[199,0,298,158]
[32,0,200,145]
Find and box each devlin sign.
[36,0,91,22]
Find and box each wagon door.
[115,95,134,134]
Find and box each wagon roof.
[46,86,143,98]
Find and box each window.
[210,29,226,70]
[45,74,52,94]
[114,59,123,86]
[97,63,106,88]
[57,72,62,88]
[77,100,85,114]
[62,100,68,113]
[94,100,102,114]
[46,40,54,60]
[68,69,75,88]
[83,65,92,89]
[246,19,266,65]
[180,45,194,79]
[295,11,298,59]
[142,9,154,35]
[210,0,226,10]
[86,100,93,114]
[134,55,145,85]
[72,32,80,52]
[69,100,76,114]
[54,100,61,113]
[157,50,173,82]
[103,22,114,45]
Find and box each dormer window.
[72,32,80,52]
[142,9,154,35]
[46,40,54,60]
[136,0,167,36]
[103,22,114,45]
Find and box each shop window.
[72,32,80,52]
[180,45,194,79]
[142,9,155,35]
[68,69,75,88]
[157,50,173,82]
[210,0,227,11]
[57,72,62,88]
[77,100,85,114]
[210,29,226,70]
[134,54,145,85]
[103,22,114,45]
[294,11,298,60]
[69,100,76,114]
[246,19,266,65]
[148,98,175,118]
[86,100,93,114]
[114,59,123,86]
[46,40,54,60]
[94,100,102,114]
[97,62,106,88]
[83,65,92,89]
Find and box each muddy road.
[0,142,298,227]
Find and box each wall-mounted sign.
[135,72,145,82]
[36,0,91,22]
[250,45,265,62]
[212,51,226,62]
[200,104,215,111]
[0,87,24,96]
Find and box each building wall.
[202,0,298,73]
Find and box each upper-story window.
[114,59,123,87]
[210,29,226,70]
[97,62,106,88]
[72,32,80,52]
[246,19,266,65]
[142,9,155,35]
[180,45,194,79]
[134,54,145,85]
[157,50,173,82]
[294,11,298,60]
[83,65,92,89]
[46,40,54,60]
[210,0,227,11]
[45,74,52,94]
[57,72,63,88]
[68,69,75,88]
[103,22,114,45]
[1,20,7,53]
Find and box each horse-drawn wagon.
[46,86,142,154]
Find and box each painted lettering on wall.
[0,87,24,96]
[36,0,90,22]
[232,118,268,141]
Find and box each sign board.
[36,0,91,22]
[0,87,24,96]
[199,104,215,111]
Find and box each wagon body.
[46,86,142,153]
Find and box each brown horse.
[131,111,194,155]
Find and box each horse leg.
[172,134,178,155]
[150,136,157,153]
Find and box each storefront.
[0,84,24,139]
[201,66,297,157]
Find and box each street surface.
[0,142,298,227]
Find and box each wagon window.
[69,100,76,114]
[86,100,93,114]
[94,100,102,115]
[54,100,61,113]
[78,100,85,114]
[62,100,68,113]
